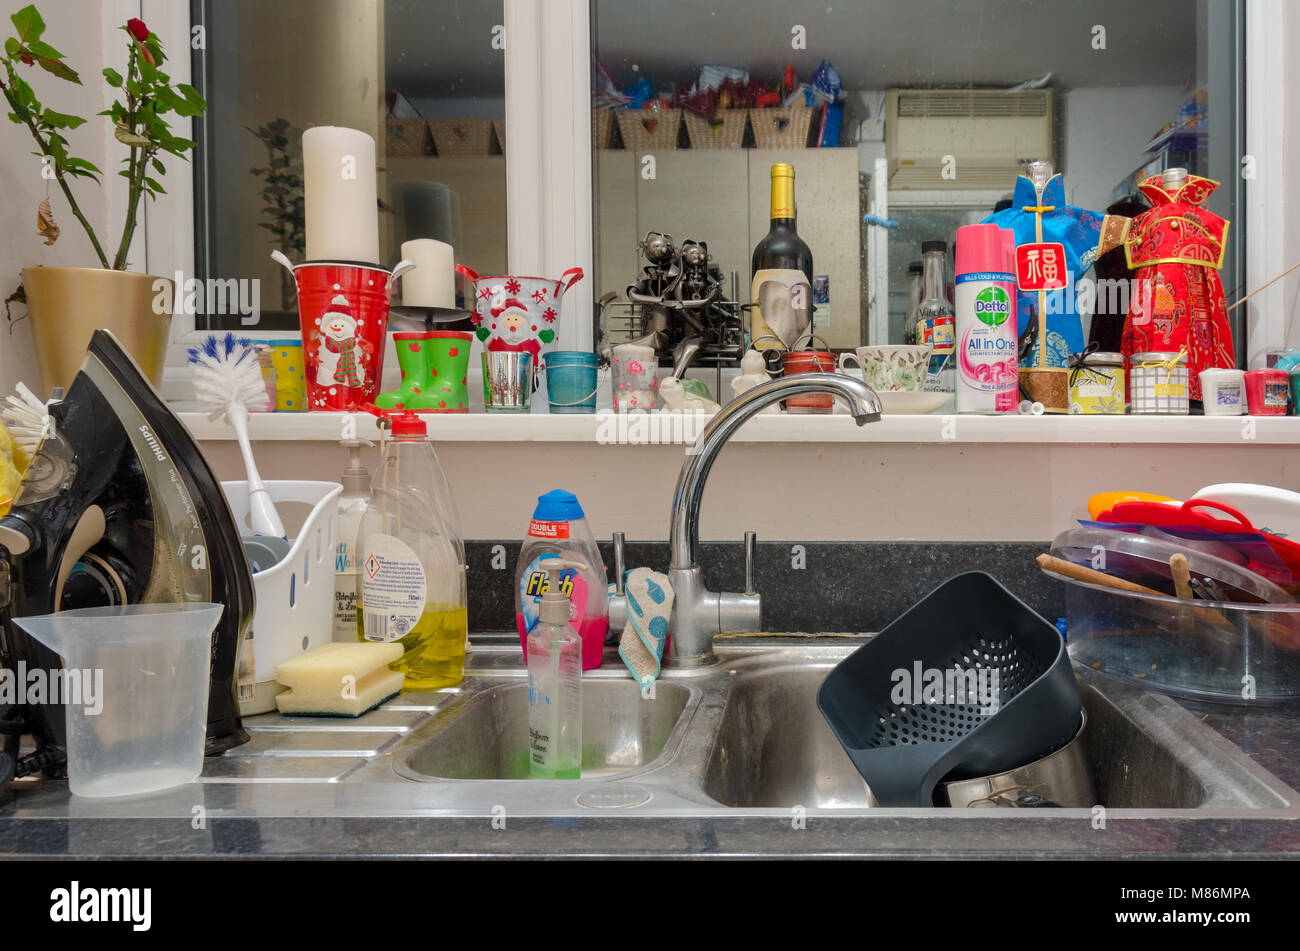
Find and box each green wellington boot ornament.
[376,332,441,411]
[423,330,475,413]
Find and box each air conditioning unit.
[885,89,1055,190]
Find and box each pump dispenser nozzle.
[539,559,584,626]
[339,440,372,495]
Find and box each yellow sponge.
[274,642,405,717]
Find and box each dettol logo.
[974,286,1010,327]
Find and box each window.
[166,0,1285,395]
[187,0,506,332]
[591,0,1248,368]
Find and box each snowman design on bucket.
[315,294,366,388]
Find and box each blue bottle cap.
[532,489,585,522]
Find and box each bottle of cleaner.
[955,222,1020,414]
[332,440,371,643]
[528,559,583,779]
[357,413,467,690]
[515,490,608,670]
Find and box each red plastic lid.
[390,412,427,437]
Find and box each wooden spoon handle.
[1170,553,1194,600]
[1036,554,1167,597]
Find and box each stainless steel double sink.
[10,635,1297,858]
[376,637,1293,813]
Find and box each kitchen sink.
[399,678,696,781]
[7,637,1299,858]
[700,658,1291,809]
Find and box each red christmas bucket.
[272,253,415,411]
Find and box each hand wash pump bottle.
[357,413,468,690]
[528,560,583,779]
[332,439,371,642]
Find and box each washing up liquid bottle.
[357,413,468,690]
[528,560,583,779]
[516,490,608,670]
[332,439,371,642]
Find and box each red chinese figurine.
[1121,169,1234,401]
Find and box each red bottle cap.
[390,412,427,437]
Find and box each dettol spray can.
[955,223,1019,414]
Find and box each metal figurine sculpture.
[612,232,744,377]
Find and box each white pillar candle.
[400,238,455,308]
[302,126,380,264]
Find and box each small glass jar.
[1130,351,1189,415]
[1199,368,1246,416]
[1068,352,1124,415]
[1245,368,1290,416]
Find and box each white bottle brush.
[188,333,284,538]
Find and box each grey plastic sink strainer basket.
[817,572,1083,806]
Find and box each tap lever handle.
[612,531,626,594]
[744,531,757,595]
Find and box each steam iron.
[0,330,253,787]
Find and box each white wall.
[0,0,110,396]
[1062,85,1188,213]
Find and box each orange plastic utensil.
[1086,490,1177,521]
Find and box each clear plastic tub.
[14,603,223,797]
[1051,573,1300,703]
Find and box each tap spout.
[669,372,882,572]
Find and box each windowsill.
[174,408,1300,446]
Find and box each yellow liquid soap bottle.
[356,412,467,691]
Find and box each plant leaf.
[10,5,44,45]
[151,157,165,174]
[39,109,84,129]
[113,121,150,147]
[35,56,78,83]
[26,39,61,59]
[102,67,122,87]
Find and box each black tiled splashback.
[467,540,1063,637]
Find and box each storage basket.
[749,105,817,149]
[592,107,615,149]
[683,109,748,149]
[615,108,682,150]
[385,117,432,156]
[222,480,342,716]
[429,118,495,156]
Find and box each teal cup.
[543,351,599,414]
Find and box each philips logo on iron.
[138,425,166,462]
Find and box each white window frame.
[143,0,1284,398]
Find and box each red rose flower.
[127,18,149,41]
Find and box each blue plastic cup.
[544,351,599,414]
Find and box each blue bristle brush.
[188,333,284,538]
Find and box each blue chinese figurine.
[982,161,1131,374]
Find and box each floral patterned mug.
[837,345,932,392]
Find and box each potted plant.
[2,5,206,389]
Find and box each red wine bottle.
[751,163,813,350]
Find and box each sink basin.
[400,678,695,780]
[702,657,1292,809]
[15,640,1298,859]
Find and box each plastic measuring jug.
[14,603,223,798]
